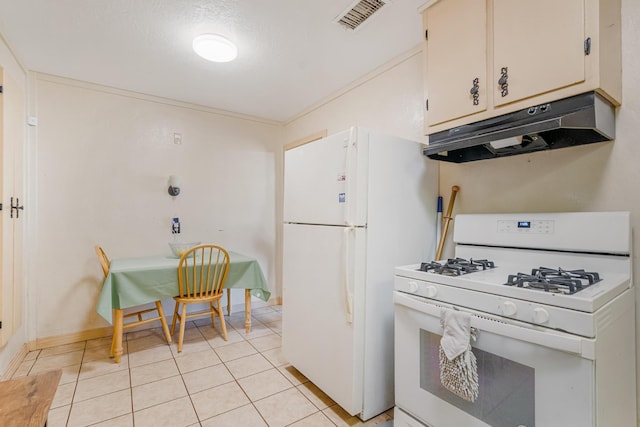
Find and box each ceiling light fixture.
[192,34,238,62]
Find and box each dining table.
[96,251,270,363]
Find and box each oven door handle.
[394,291,594,359]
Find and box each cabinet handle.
[498,67,509,97]
[584,37,591,55]
[470,78,480,105]
[10,197,24,219]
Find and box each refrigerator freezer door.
[284,128,368,227]
[282,222,367,417]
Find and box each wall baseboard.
[4,297,284,377]
[33,326,114,350]
[31,298,284,350]
[1,344,29,381]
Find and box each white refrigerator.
[282,127,438,420]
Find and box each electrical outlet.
[173,133,182,145]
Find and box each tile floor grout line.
[69,342,90,425]
[186,318,245,425]
[186,314,288,426]
[128,343,135,427]
[176,342,206,427]
[248,401,272,427]
[20,305,384,427]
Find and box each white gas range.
[393,212,636,427]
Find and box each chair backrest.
[95,245,110,278]
[177,244,230,299]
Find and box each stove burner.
[505,267,602,294]
[419,258,496,276]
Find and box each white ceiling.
[0,0,425,122]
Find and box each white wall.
[283,0,640,417]
[31,74,282,339]
[284,47,427,144]
[279,47,436,300]
[0,32,27,374]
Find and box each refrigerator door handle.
[343,226,354,323]
[344,128,357,227]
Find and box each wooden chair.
[94,245,172,357]
[171,244,230,352]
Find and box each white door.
[283,127,368,227]
[282,223,367,416]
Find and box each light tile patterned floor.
[11,305,394,426]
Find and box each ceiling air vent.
[336,0,388,30]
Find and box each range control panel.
[454,212,629,254]
[497,219,554,234]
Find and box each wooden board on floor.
[0,369,62,427]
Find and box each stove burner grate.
[419,258,496,276]
[505,267,602,294]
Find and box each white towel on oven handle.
[440,308,471,360]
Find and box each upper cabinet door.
[424,0,487,127]
[493,0,585,107]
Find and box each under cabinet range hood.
[423,92,615,163]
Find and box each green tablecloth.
[96,251,270,324]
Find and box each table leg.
[227,289,231,316]
[245,289,251,333]
[112,309,124,363]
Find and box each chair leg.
[110,336,116,358]
[210,302,217,327]
[155,301,172,344]
[170,301,180,335]
[217,302,228,341]
[178,303,188,352]
[245,289,252,333]
[110,309,116,357]
[112,309,124,364]
[227,289,231,316]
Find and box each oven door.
[394,291,595,427]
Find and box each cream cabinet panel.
[0,70,4,346]
[0,67,25,348]
[424,0,487,126]
[493,0,585,107]
[423,0,620,136]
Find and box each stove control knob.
[500,301,517,316]
[425,286,438,298]
[407,281,419,293]
[533,307,550,324]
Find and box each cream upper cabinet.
[492,0,585,107]
[423,0,621,135]
[424,0,487,127]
